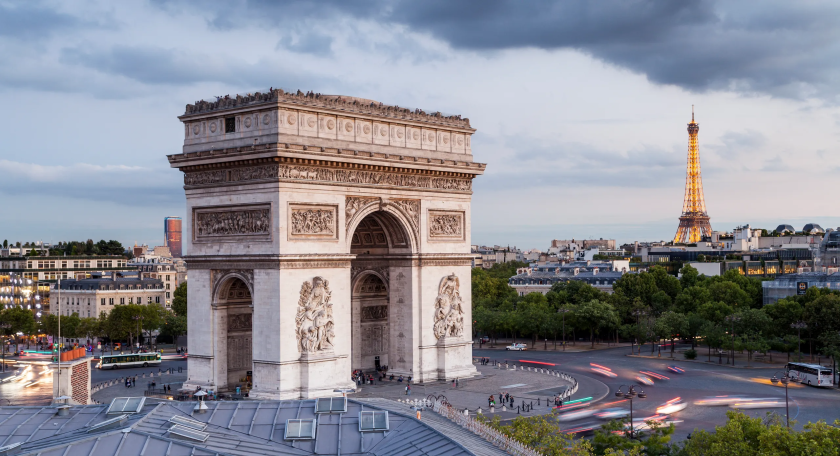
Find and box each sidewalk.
[91,371,187,404]
[625,344,822,370]
[476,340,633,353]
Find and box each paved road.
[0,358,188,406]
[474,346,840,440]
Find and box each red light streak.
[600,399,628,407]
[664,397,681,405]
[640,371,671,380]
[518,360,556,366]
[590,363,611,371]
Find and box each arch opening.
[215,277,253,388]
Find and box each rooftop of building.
[0,397,487,456]
[182,89,472,130]
[57,273,163,290]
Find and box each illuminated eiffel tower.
[673,107,712,243]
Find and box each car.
[667,365,686,374]
[656,398,688,415]
[595,408,631,420]
[506,343,528,351]
[636,375,654,386]
[478,336,490,343]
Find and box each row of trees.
[481,410,840,456]
[1,239,129,257]
[472,262,840,366]
[0,283,188,352]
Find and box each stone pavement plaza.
[353,363,609,420]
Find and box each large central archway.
[349,209,413,375]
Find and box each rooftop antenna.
[692,105,694,122]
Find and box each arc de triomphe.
[168,90,483,399]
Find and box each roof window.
[285,419,317,440]
[169,424,209,442]
[107,397,146,415]
[315,397,347,414]
[359,411,389,431]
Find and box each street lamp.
[770,372,791,427]
[558,308,571,351]
[132,315,144,353]
[632,309,647,355]
[0,322,10,373]
[791,321,807,362]
[725,315,741,366]
[615,385,646,439]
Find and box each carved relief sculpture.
[228,314,252,331]
[195,207,270,238]
[433,273,465,340]
[290,207,336,236]
[393,199,420,231]
[295,277,336,354]
[345,196,377,229]
[185,164,473,192]
[428,211,464,240]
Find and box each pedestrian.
[488,395,494,407]
[132,377,136,388]
[408,376,412,383]
[406,385,411,396]
[509,395,514,406]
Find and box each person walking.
[488,395,495,407]
[405,385,411,396]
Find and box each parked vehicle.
[506,343,528,351]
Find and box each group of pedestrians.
[124,376,136,388]
[478,357,491,365]
[553,394,564,407]
[497,391,515,407]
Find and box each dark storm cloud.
[173,0,840,100]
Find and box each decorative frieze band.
[185,163,472,192]
[194,205,271,243]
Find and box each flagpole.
[57,278,60,398]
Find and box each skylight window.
[315,397,347,414]
[169,424,209,442]
[285,419,317,440]
[169,415,207,431]
[107,397,146,415]
[359,411,389,431]
[87,414,128,433]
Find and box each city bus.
[785,362,834,387]
[97,353,161,370]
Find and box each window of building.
[120,298,125,304]
[166,292,170,299]
[225,117,235,133]
[109,298,114,305]
[129,297,134,304]
[101,298,106,305]
[147,296,152,304]
[155,296,160,303]
[137,296,141,304]
[166,283,170,290]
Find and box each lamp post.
[132,315,144,353]
[725,315,740,366]
[791,321,807,362]
[770,372,791,427]
[632,309,647,355]
[558,308,570,351]
[615,385,646,439]
[0,322,10,373]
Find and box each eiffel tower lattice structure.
[674,107,712,244]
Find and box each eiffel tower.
[674,107,712,243]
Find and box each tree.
[2,240,7,248]
[657,311,688,357]
[681,410,840,456]
[679,264,701,289]
[171,282,188,317]
[2,307,36,352]
[479,414,592,456]
[85,239,95,255]
[516,293,550,347]
[698,301,733,324]
[575,300,620,348]
[141,303,167,346]
[159,313,187,345]
[707,282,751,309]
[77,317,101,344]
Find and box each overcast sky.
[1,0,839,251]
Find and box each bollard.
[517,406,520,414]
[464,408,469,416]
[502,405,507,412]
[537,398,540,406]
[490,404,495,413]
[478,407,483,415]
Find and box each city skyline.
[1,2,840,249]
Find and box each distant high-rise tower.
[673,107,712,244]
[164,217,182,257]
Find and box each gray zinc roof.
[0,398,494,456]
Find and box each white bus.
[97,353,162,370]
[786,362,834,387]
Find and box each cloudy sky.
[1,0,839,250]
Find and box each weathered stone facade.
[170,89,483,399]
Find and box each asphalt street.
[474,345,840,440]
[0,357,188,406]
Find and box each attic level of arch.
[168,141,485,174]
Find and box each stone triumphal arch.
[169,90,483,399]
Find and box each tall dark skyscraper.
[164,216,182,257]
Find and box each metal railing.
[432,399,542,456]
